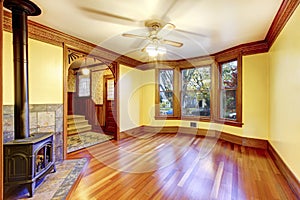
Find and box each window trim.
[155,67,179,119]
[215,55,243,127]
[154,54,243,127]
[180,65,212,121]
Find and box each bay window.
[155,55,242,127]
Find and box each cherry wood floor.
[67,133,297,200]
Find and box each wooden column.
[0,0,4,198]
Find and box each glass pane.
[159,70,173,91]
[220,90,236,119]
[78,75,90,97]
[182,90,210,116]
[181,66,211,117]
[221,60,238,89]
[160,91,173,115]
[182,67,211,91]
[107,79,114,100]
[159,70,174,115]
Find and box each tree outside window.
[220,60,238,120]
[159,70,174,115]
[181,66,211,117]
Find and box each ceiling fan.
[122,20,183,56]
[78,5,205,57]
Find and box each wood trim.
[3,0,299,71]
[116,63,121,140]
[0,0,3,198]
[215,55,243,127]
[214,40,269,60]
[3,10,143,68]
[121,126,268,149]
[265,0,300,48]
[63,44,69,160]
[268,142,300,198]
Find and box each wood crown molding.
[268,143,300,199]
[265,0,300,48]
[130,0,300,69]
[121,126,268,149]
[3,10,142,68]
[3,0,300,69]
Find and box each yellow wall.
[119,64,144,131]
[3,31,63,104]
[138,54,270,139]
[268,5,300,180]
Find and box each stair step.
[67,120,89,129]
[67,115,85,121]
[67,124,92,136]
[67,115,87,125]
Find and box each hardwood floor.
[67,133,297,199]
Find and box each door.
[104,76,116,135]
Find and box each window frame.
[155,67,179,119]
[180,65,212,122]
[154,54,243,127]
[215,55,243,127]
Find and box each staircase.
[67,115,92,136]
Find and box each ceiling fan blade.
[157,23,175,38]
[162,39,183,47]
[141,43,150,52]
[122,33,148,40]
[80,7,143,26]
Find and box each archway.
[63,46,118,157]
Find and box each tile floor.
[4,158,87,200]
[67,132,113,153]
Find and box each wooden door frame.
[103,74,115,133]
[0,1,3,198]
[63,44,119,159]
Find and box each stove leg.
[28,181,36,197]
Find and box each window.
[220,60,237,119]
[155,56,242,127]
[217,58,242,126]
[158,69,174,116]
[107,79,114,100]
[78,75,90,97]
[181,66,211,117]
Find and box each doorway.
[63,46,118,155]
[103,75,117,135]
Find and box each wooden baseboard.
[267,143,300,199]
[120,125,268,149]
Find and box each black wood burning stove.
[3,0,56,197]
[4,133,55,197]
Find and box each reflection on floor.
[67,131,113,153]
[4,158,87,200]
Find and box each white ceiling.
[19,0,283,62]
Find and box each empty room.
[0,0,299,199]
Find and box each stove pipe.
[4,0,41,139]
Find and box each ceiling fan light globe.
[148,50,158,57]
[146,44,158,56]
